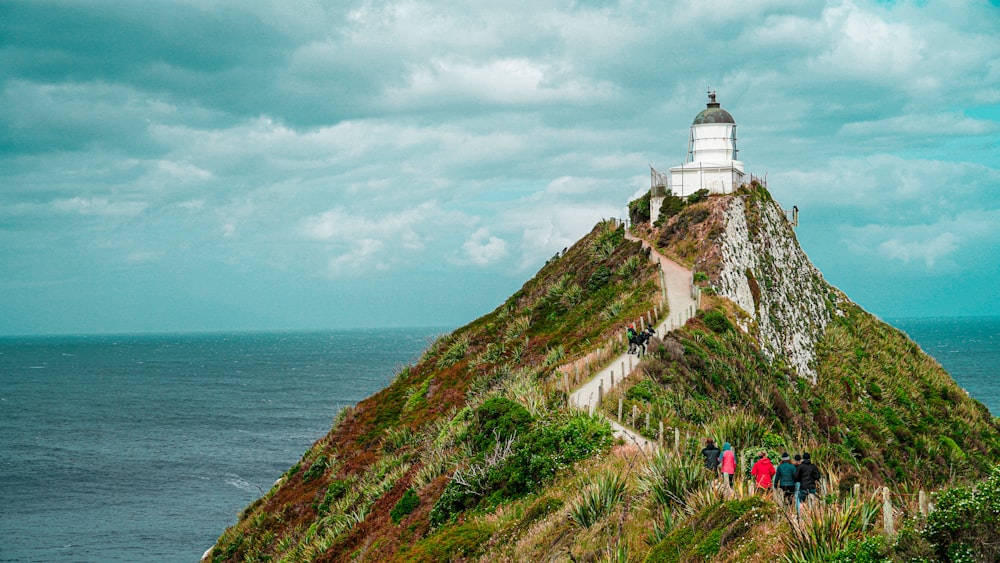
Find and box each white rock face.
[714,195,838,382]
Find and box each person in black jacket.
[701,439,721,473]
[794,452,821,501]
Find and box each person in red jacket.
[750,451,776,492]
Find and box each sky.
[1,0,999,336]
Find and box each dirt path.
[568,232,698,450]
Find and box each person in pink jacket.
[750,451,776,492]
[719,442,736,485]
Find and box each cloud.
[459,228,509,267]
[877,231,959,268]
[2,0,1000,333]
[52,197,147,217]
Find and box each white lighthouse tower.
[668,91,745,197]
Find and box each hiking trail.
[567,232,699,450]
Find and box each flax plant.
[568,472,628,528]
[781,495,880,562]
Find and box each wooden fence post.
[674,428,680,453]
[618,398,623,422]
[645,411,650,431]
[853,483,860,499]
[919,490,928,517]
[598,381,603,407]
[882,487,895,536]
[658,421,664,448]
[610,370,615,387]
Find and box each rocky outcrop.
[714,192,842,381]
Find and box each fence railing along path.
[566,231,699,450]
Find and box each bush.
[318,479,350,514]
[702,310,733,333]
[302,455,329,482]
[628,192,651,225]
[921,467,1000,562]
[471,397,533,453]
[655,195,686,226]
[588,266,612,291]
[687,189,710,204]
[626,379,657,402]
[429,413,613,525]
[390,488,420,524]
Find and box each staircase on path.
[567,232,700,451]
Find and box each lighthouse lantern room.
[668,91,745,198]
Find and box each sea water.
[891,316,1000,415]
[0,329,443,562]
[1,319,997,562]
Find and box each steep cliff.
[209,187,1000,563]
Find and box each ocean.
[0,319,997,562]
[0,329,444,563]
[890,316,1000,415]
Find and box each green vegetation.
[568,471,628,528]
[210,192,1000,563]
[389,488,419,524]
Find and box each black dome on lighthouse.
[692,91,735,125]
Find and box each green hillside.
[209,187,1000,563]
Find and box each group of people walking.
[700,439,821,503]
[626,324,655,356]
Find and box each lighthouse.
[668,91,745,197]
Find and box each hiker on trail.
[793,454,802,467]
[701,439,721,472]
[626,325,639,354]
[750,451,775,492]
[635,327,655,356]
[773,452,797,503]
[794,452,821,502]
[719,442,736,485]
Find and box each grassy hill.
[209,187,1000,562]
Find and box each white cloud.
[325,238,387,278]
[386,56,617,107]
[877,231,959,268]
[460,228,509,267]
[52,197,147,217]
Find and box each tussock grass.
[568,471,628,528]
[781,496,880,562]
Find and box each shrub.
[588,266,612,291]
[429,413,613,526]
[921,467,1000,562]
[318,479,350,514]
[302,455,330,483]
[828,536,890,562]
[626,379,657,402]
[628,192,651,225]
[470,396,533,453]
[390,488,420,524]
[687,189,710,204]
[655,195,686,225]
[702,309,733,333]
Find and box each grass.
[568,471,628,528]
[210,195,1000,562]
